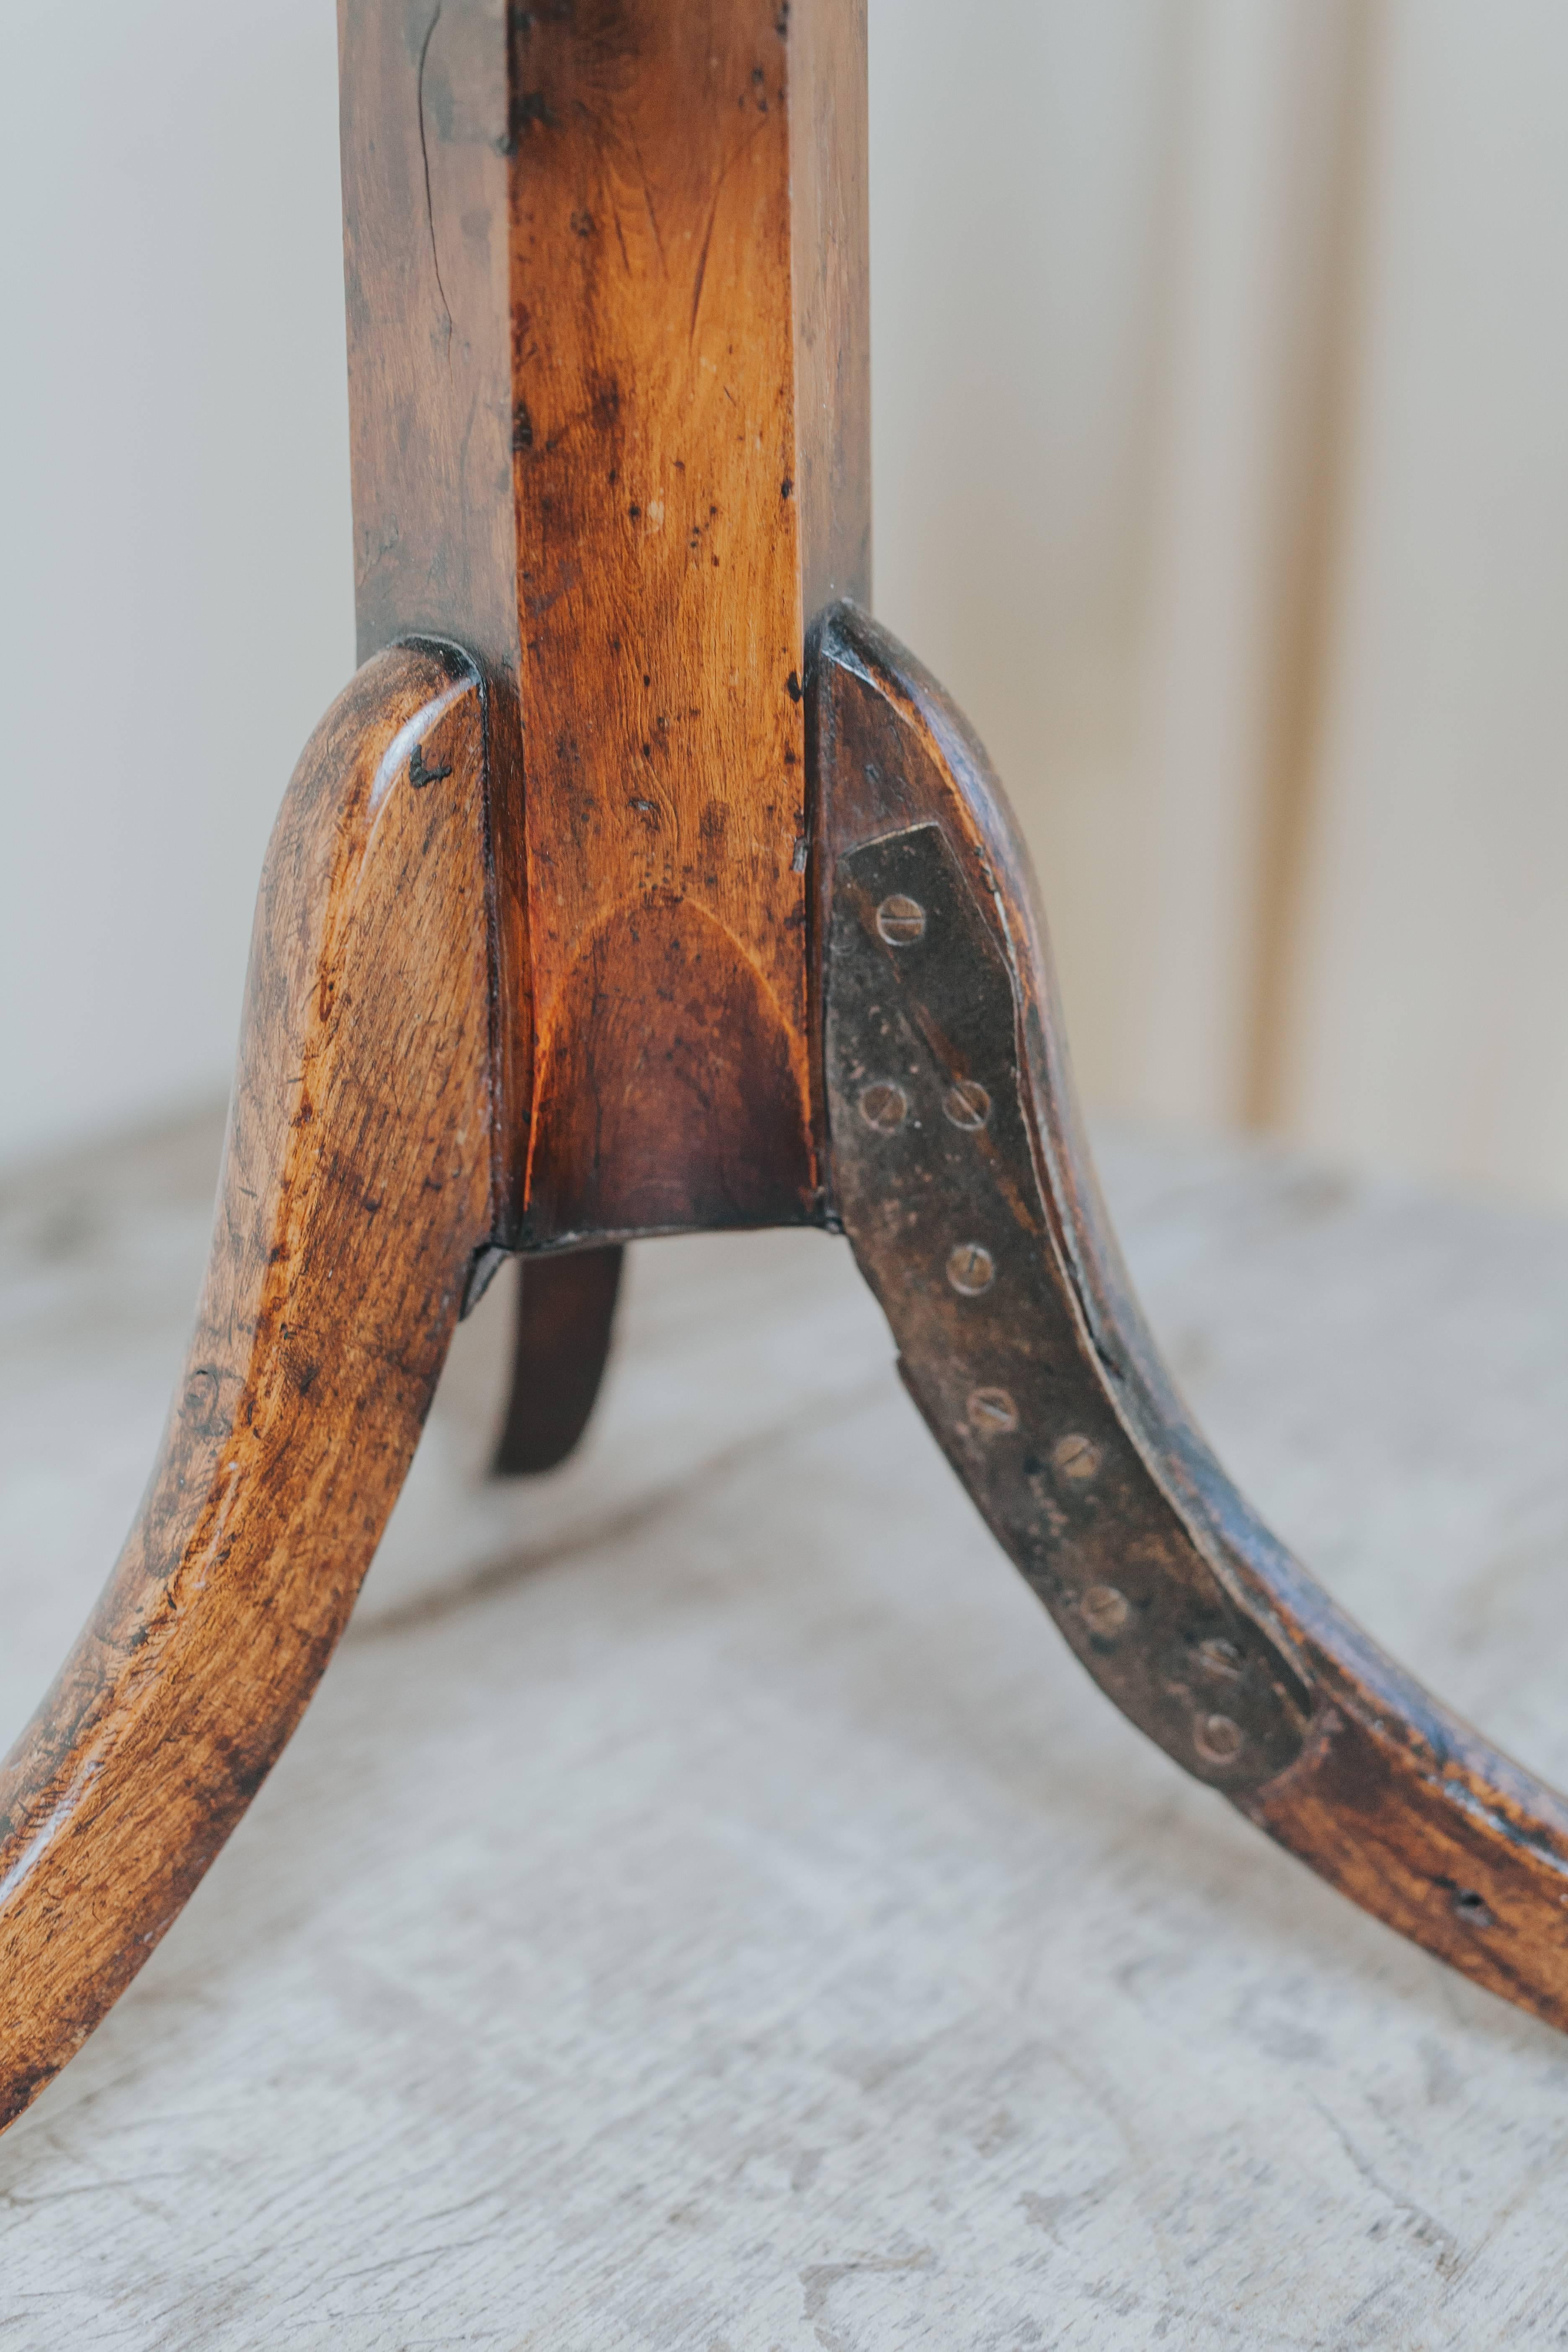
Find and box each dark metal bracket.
[825,819,1312,1790]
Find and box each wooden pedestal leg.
[816,601,1568,2032]
[0,643,500,2129]
[493,1249,625,1477]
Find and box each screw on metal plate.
[946,1241,995,1296]
[1080,1584,1131,1640]
[943,1079,990,1131]
[876,894,927,946]
[1194,1712,1244,1765]
[967,1386,1018,1436]
[826,818,1312,1792]
[1052,1432,1100,1481]
[858,1081,908,1133]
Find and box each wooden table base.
[4,1105,1567,2342]
[6,0,1568,2147]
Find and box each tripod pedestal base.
[2,1111,1563,2341]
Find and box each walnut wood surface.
[0,646,496,2128]
[340,0,869,1248]
[816,601,1568,2033]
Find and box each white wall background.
[3,2,1567,1205]
[0,0,353,1165]
[871,0,1568,1205]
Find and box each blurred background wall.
[3,0,1565,1203]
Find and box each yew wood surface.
[0,647,495,2129]
[511,0,864,1238]
[340,0,869,1246]
[817,603,1568,2034]
[340,0,531,1230]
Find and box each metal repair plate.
[825,821,1308,1791]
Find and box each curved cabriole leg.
[816,601,1568,2032]
[0,645,498,2127]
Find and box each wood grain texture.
[12,1116,1568,2342]
[510,0,865,1240]
[816,600,1568,2034]
[340,0,515,679]
[340,0,531,1233]
[0,646,495,2129]
[341,0,869,1246]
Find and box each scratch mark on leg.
[609,191,632,279]
[417,4,454,357]
[627,129,667,271]
[689,121,769,346]
[689,195,718,344]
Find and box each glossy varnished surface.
[0,647,495,2127]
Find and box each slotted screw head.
[1051,1431,1100,1481]
[946,1241,995,1296]
[943,1079,991,1131]
[1080,1583,1130,1639]
[876,894,927,946]
[967,1385,1018,1436]
[1197,1637,1243,1683]
[1194,1712,1244,1765]
[857,1081,908,1133]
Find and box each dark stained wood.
[339,0,869,1248]
[816,601,1568,2033]
[493,1246,625,1475]
[0,647,497,2130]
[825,818,1313,1791]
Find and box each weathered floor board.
[3,1109,1568,2347]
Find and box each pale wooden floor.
[3,1109,1568,2349]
